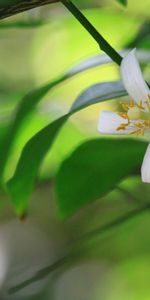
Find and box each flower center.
[127,107,141,120]
[117,97,150,135]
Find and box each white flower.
[98,49,150,183]
[121,49,150,109]
[141,144,150,183]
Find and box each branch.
[0,0,59,20]
[61,0,122,65]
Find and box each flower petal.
[121,49,150,109]
[141,143,150,183]
[98,111,132,134]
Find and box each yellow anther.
[118,112,128,119]
[145,100,150,111]
[130,128,144,136]
[117,99,150,136]
[144,120,150,127]
[127,106,141,120]
[129,100,135,108]
[138,101,144,110]
[117,123,128,131]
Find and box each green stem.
[61,0,122,65]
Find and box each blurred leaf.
[7,81,127,216]
[0,81,63,182]
[56,138,147,219]
[0,50,148,184]
[68,50,150,74]
[127,20,150,48]
[117,0,127,6]
[7,116,66,216]
[71,81,125,112]
[0,0,58,20]
[0,20,47,29]
[0,0,57,5]
[0,49,129,182]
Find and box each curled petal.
[141,143,150,183]
[98,111,133,134]
[121,49,150,109]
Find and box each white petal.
[121,49,150,109]
[141,143,150,183]
[98,111,131,134]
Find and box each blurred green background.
[0,0,150,299]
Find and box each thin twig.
[9,202,150,295]
[61,0,122,65]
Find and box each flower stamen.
[117,99,150,135]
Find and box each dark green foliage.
[7,81,126,216]
[56,138,147,218]
[117,0,127,6]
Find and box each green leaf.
[127,20,150,48]
[0,20,47,29]
[71,81,125,112]
[0,51,127,182]
[69,50,150,72]
[56,138,148,219]
[0,80,63,182]
[0,0,58,20]
[7,116,67,215]
[0,50,149,182]
[7,81,127,216]
[117,0,127,6]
